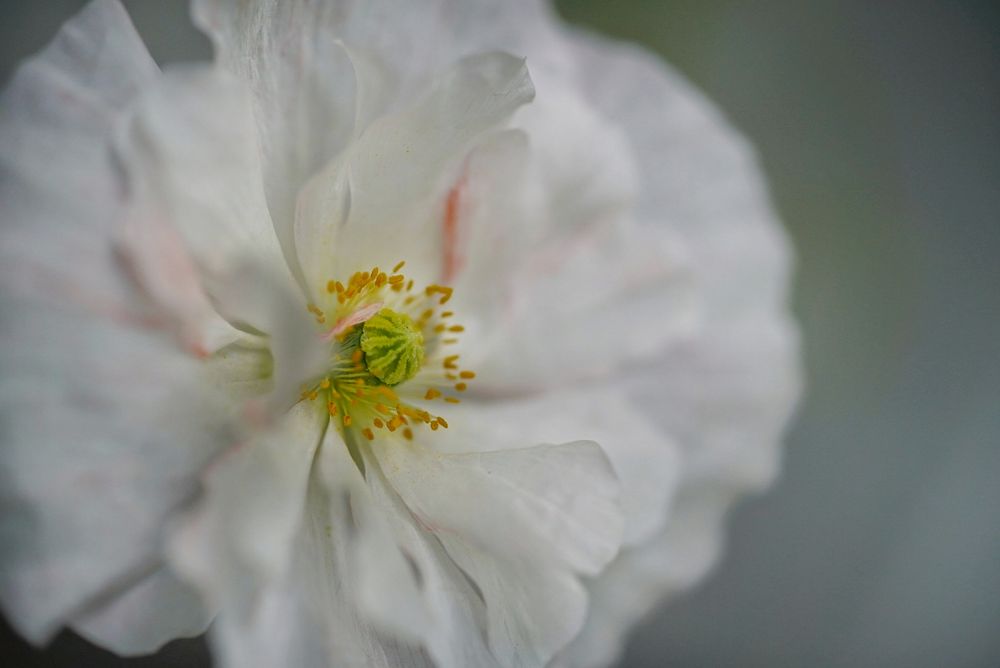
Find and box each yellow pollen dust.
[297,260,474,450]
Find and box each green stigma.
[360,308,425,386]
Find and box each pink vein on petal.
[441,171,467,284]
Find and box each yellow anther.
[424,388,442,400]
[459,370,476,379]
[448,325,464,333]
[436,416,449,429]
[373,418,385,429]
[403,428,413,440]
[326,280,336,293]
[343,414,353,426]
[319,378,331,389]
[389,274,405,285]
[443,355,460,370]
[455,383,467,392]
[363,428,375,441]
[441,311,454,318]
[420,309,434,321]
[327,403,338,416]
[430,421,439,431]
[425,285,454,305]
[444,397,461,404]
[393,260,406,273]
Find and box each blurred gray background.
[1,1,998,666]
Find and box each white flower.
[0,1,799,667]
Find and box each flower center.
[298,261,474,446]
[360,308,424,386]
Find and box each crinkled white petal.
[167,400,326,612]
[0,0,232,645]
[208,260,330,413]
[449,81,698,391]
[207,428,434,668]
[191,0,360,291]
[564,29,793,320]
[115,64,298,329]
[550,29,802,667]
[364,453,499,668]
[430,388,681,547]
[376,440,621,577]
[71,565,212,657]
[440,539,589,668]
[294,51,535,300]
[374,439,622,666]
[554,486,733,668]
[0,298,229,645]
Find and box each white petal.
[450,82,697,391]
[115,65,299,328]
[0,299,229,643]
[365,454,499,668]
[71,566,213,657]
[116,207,239,356]
[313,430,430,646]
[430,388,681,547]
[438,539,588,667]
[167,400,326,611]
[564,30,794,322]
[208,260,330,413]
[207,431,433,668]
[629,320,801,490]
[377,440,621,575]
[555,487,733,668]
[374,439,622,666]
[191,0,358,288]
[549,30,802,667]
[293,51,534,301]
[0,0,229,644]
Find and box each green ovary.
[360,308,425,386]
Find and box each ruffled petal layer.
[0,0,229,645]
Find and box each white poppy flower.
[0,1,799,667]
